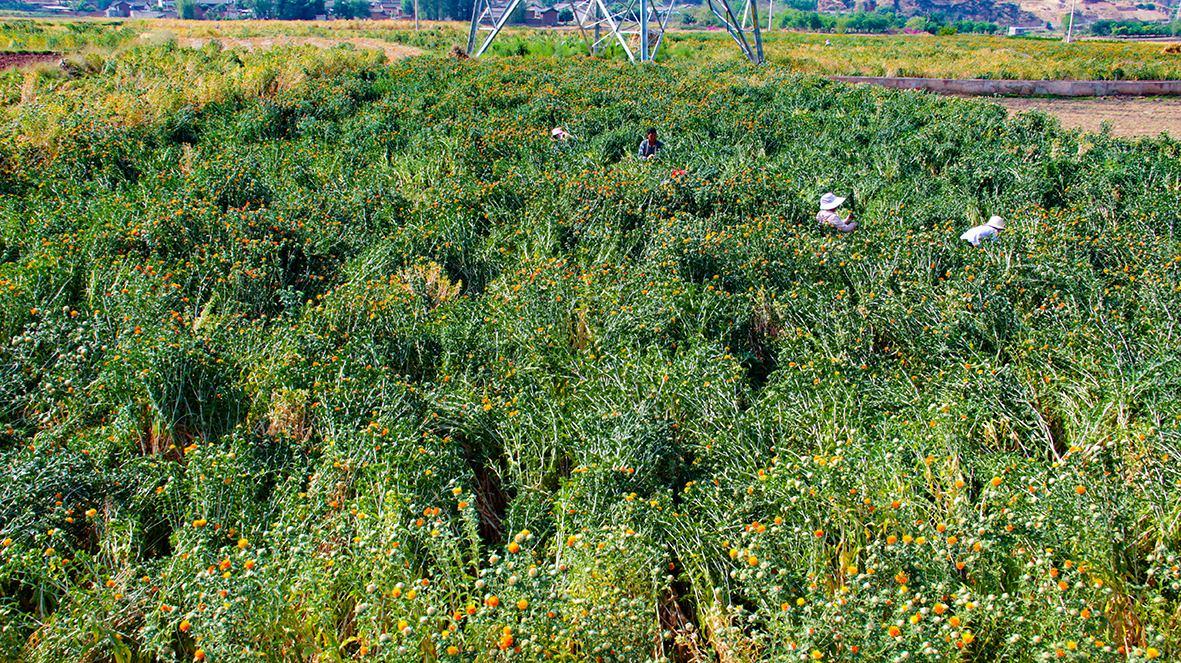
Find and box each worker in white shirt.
[816,192,857,233]
[960,215,1006,246]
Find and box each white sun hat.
[551,127,567,137]
[986,215,1006,230]
[819,192,846,210]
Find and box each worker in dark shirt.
[637,127,663,159]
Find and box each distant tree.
[273,0,324,18]
[779,9,828,30]
[334,0,370,17]
[246,0,325,18]
[414,0,469,21]
[176,0,197,18]
[558,7,572,21]
[951,19,998,33]
[904,15,928,30]
[774,9,1000,34]
[838,10,896,33]
[246,0,276,17]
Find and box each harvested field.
[0,51,58,70]
[993,96,1181,138]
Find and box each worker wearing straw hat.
[637,127,663,160]
[960,215,1006,247]
[816,192,857,233]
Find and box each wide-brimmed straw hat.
[819,192,846,211]
[986,215,1006,230]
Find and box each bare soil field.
[993,97,1181,138]
[0,52,59,70]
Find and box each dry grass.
[993,96,1181,137]
[750,31,1181,79]
[167,34,423,60]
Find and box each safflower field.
[5,19,1181,80]
[1,26,1181,663]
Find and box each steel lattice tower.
[467,0,766,63]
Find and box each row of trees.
[168,0,1021,28]
[774,9,1000,34]
[398,0,469,20]
[243,0,325,19]
[174,0,382,20]
[193,0,372,19]
[1089,18,1181,36]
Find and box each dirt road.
[992,97,1181,139]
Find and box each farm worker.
[638,127,663,159]
[960,215,1006,246]
[551,126,572,142]
[816,192,857,233]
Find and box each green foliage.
[0,19,136,51]
[775,10,998,35]
[333,0,371,17]
[247,0,326,20]
[1089,18,1181,36]
[0,34,1180,663]
[176,0,197,19]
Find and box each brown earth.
[0,52,60,70]
[993,96,1181,138]
[169,36,423,61]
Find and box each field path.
[170,35,423,61]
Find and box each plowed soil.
[0,52,60,70]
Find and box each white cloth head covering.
[986,215,1006,230]
[819,192,846,211]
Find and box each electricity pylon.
[740,0,774,31]
[466,0,765,63]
